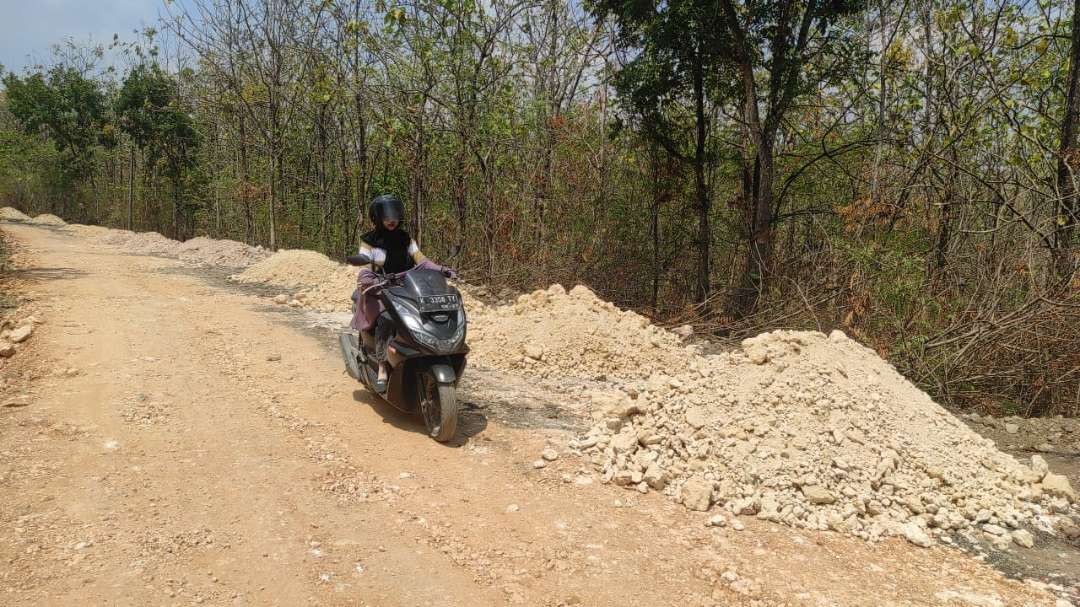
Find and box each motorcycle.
[338,252,468,442]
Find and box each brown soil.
[0,222,1072,606]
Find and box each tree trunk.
[1054,0,1080,276]
[745,142,775,308]
[127,145,135,231]
[691,53,711,305]
[650,147,663,316]
[269,149,278,250]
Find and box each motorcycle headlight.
[413,331,438,348]
[451,308,466,343]
[391,300,423,332]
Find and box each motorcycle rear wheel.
[419,371,458,442]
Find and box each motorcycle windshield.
[389,269,453,301]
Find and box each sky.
[0,0,171,74]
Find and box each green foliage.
[115,63,200,178]
[3,66,106,181]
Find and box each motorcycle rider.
[351,194,457,392]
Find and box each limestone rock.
[685,406,708,430]
[901,523,932,548]
[1040,473,1076,501]
[1030,455,1049,481]
[673,325,694,338]
[8,324,32,344]
[643,464,668,490]
[1011,529,1034,549]
[680,479,713,512]
[800,484,836,505]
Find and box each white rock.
[541,448,559,461]
[273,294,289,304]
[680,479,713,512]
[706,515,726,527]
[1011,529,1034,548]
[1030,455,1049,481]
[901,523,932,548]
[685,406,708,429]
[800,484,836,505]
[981,524,1007,536]
[731,519,746,531]
[610,432,638,455]
[673,325,694,338]
[1004,423,1019,434]
[505,504,520,513]
[1040,473,1075,501]
[532,460,547,469]
[8,325,32,343]
[523,344,544,361]
[643,464,668,490]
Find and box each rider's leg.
[374,315,393,386]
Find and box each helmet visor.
[381,203,404,222]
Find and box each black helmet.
[369,194,405,228]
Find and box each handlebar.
[359,264,424,297]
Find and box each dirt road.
[0,223,1065,606]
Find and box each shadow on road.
[351,388,488,446]
[5,266,87,284]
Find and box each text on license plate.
[419,294,460,311]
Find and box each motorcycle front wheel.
[418,371,458,442]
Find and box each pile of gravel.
[121,232,182,256]
[176,236,268,268]
[467,284,696,380]
[574,330,1075,547]
[0,207,32,222]
[230,249,342,288]
[30,214,66,226]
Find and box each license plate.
[419,294,460,312]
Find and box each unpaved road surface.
[0,223,1066,606]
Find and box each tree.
[3,66,106,214]
[1055,0,1080,278]
[116,63,202,239]
[719,0,864,314]
[594,0,729,304]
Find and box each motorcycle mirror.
[346,253,372,266]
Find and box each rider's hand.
[441,267,458,280]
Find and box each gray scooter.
[338,253,468,442]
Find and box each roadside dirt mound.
[30,214,66,226]
[95,229,136,246]
[0,207,31,222]
[64,224,114,240]
[176,236,268,268]
[231,249,341,288]
[578,330,1075,547]
[289,265,355,313]
[467,284,694,380]
[273,268,490,315]
[121,232,181,256]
